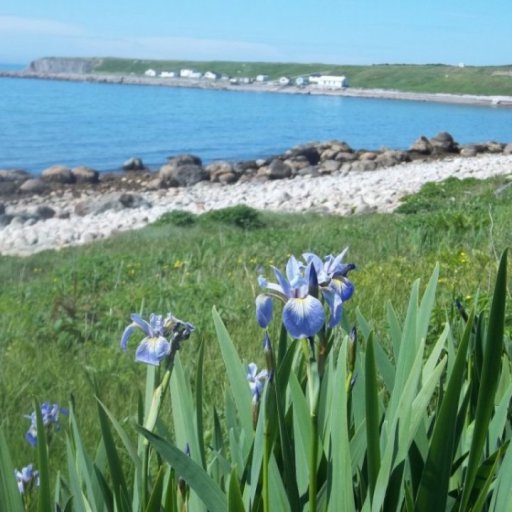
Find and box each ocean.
[1,76,512,174]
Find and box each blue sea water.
[1,76,512,174]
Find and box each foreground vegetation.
[90,58,512,96]
[1,175,511,510]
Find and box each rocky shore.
[2,70,512,107]
[1,133,511,257]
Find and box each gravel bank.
[1,153,511,257]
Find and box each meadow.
[1,174,511,510]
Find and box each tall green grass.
[0,175,511,480]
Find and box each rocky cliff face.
[28,58,102,74]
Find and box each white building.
[295,76,309,86]
[160,71,176,78]
[204,71,218,80]
[311,75,349,88]
[144,69,157,77]
[256,74,269,82]
[180,69,195,78]
[278,76,291,86]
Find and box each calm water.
[1,76,512,173]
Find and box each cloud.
[0,15,84,37]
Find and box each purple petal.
[323,289,344,328]
[282,296,325,339]
[25,430,37,447]
[272,266,291,297]
[256,294,273,328]
[303,252,324,274]
[247,362,258,380]
[130,314,151,335]
[285,255,301,283]
[135,337,170,366]
[120,323,135,350]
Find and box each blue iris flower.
[121,312,194,366]
[303,248,355,328]
[25,402,68,447]
[14,464,39,494]
[246,362,268,403]
[256,255,325,339]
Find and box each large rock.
[410,136,433,155]
[504,143,512,155]
[286,145,321,165]
[167,154,202,167]
[72,166,99,183]
[206,161,235,182]
[233,160,259,175]
[484,141,504,153]
[41,165,75,184]
[123,157,145,171]
[19,178,48,194]
[75,193,151,216]
[335,151,358,163]
[0,169,31,182]
[159,163,208,187]
[429,132,458,153]
[268,159,292,179]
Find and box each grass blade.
[0,428,23,512]
[137,427,228,512]
[460,250,508,510]
[365,333,381,502]
[34,399,53,512]
[414,312,473,511]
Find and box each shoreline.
[2,70,512,107]
[1,153,511,257]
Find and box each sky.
[0,0,510,66]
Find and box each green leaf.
[94,394,130,511]
[137,427,228,512]
[460,250,508,511]
[228,468,245,512]
[0,428,23,512]
[34,398,53,512]
[213,307,253,451]
[365,333,381,502]
[327,341,355,511]
[414,312,473,511]
[195,339,207,469]
[144,464,165,512]
[65,436,88,512]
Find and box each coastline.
[1,153,511,257]
[2,70,512,108]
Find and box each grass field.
[1,175,511,473]
[88,57,512,95]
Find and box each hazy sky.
[0,0,510,66]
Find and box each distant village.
[142,67,350,89]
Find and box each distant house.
[239,77,253,84]
[180,68,195,78]
[278,76,291,86]
[189,71,203,79]
[220,74,230,81]
[256,74,269,82]
[204,71,218,80]
[160,71,176,78]
[312,75,349,88]
[144,69,157,77]
[229,78,239,85]
[295,76,309,86]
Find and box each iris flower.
[25,402,68,447]
[121,312,194,366]
[302,249,355,328]
[256,255,325,339]
[14,464,39,494]
[247,362,268,402]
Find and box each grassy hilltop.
[87,58,512,95]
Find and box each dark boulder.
[159,163,208,187]
[410,136,433,155]
[429,132,458,153]
[268,159,292,179]
[167,154,202,167]
[41,165,75,184]
[123,157,145,171]
[72,166,99,183]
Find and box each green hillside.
[89,58,512,95]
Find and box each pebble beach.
[1,153,511,257]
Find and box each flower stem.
[309,413,319,512]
